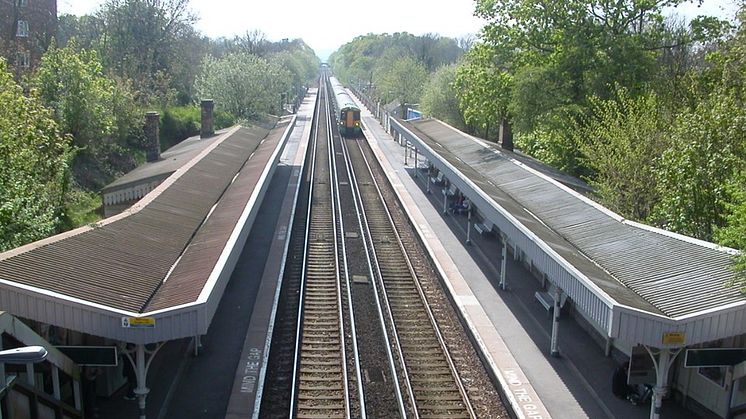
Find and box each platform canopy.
[391,116,746,350]
[0,120,294,344]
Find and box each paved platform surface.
[357,106,702,418]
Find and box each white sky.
[57,0,741,61]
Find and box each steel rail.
[350,135,476,418]
[337,131,411,418]
[321,74,351,419]
[289,76,323,418]
[338,137,419,417]
[325,77,367,418]
[290,75,351,418]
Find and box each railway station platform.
[91,90,318,419]
[0,88,316,418]
[352,97,710,418]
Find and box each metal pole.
[73,378,81,411]
[466,210,472,245]
[404,141,408,166]
[500,233,507,290]
[550,286,561,357]
[135,344,149,419]
[414,147,418,171]
[443,189,448,214]
[26,363,34,386]
[194,335,201,357]
[52,365,61,400]
[0,341,5,390]
[649,348,670,419]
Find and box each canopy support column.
[466,210,472,245]
[500,233,507,290]
[123,342,165,419]
[550,286,562,357]
[643,346,681,419]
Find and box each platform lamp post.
[0,346,48,419]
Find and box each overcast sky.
[57,0,741,60]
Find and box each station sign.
[121,316,156,328]
[684,348,746,368]
[662,332,686,345]
[57,346,118,366]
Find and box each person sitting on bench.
[454,197,470,215]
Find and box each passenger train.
[329,76,361,137]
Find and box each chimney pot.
[201,99,215,139]
[145,111,160,162]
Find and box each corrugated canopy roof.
[0,123,286,313]
[102,129,227,192]
[407,118,743,318]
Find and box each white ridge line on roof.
[196,117,296,304]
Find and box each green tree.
[268,41,320,105]
[653,94,746,241]
[375,56,428,116]
[420,64,467,130]
[455,43,512,141]
[32,42,142,190]
[329,32,465,95]
[0,59,72,250]
[715,172,746,292]
[96,0,198,104]
[469,0,725,172]
[195,53,292,119]
[575,87,669,220]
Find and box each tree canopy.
[0,59,72,251]
[329,32,466,113]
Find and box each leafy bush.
[61,189,102,230]
[160,105,235,150]
[160,106,199,150]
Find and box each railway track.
[290,75,353,419]
[262,73,506,418]
[341,130,475,418]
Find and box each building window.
[16,20,29,37]
[16,51,30,68]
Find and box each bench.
[442,184,456,197]
[473,219,494,236]
[535,291,554,311]
[430,172,444,184]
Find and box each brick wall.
[0,0,57,76]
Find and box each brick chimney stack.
[201,99,215,139]
[499,119,514,152]
[145,111,161,162]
